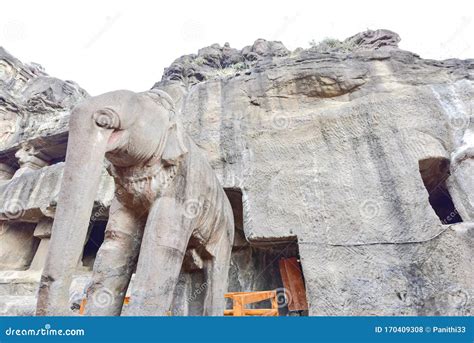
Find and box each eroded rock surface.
[0,47,87,162]
[153,29,473,315]
[0,29,472,316]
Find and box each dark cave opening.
[82,220,107,268]
[224,188,309,316]
[418,158,463,225]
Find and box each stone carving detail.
[0,108,16,145]
[0,57,33,95]
[0,222,38,271]
[13,143,49,177]
[0,29,472,317]
[36,89,234,316]
[28,218,53,271]
[0,47,88,151]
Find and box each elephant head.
[37,89,187,315]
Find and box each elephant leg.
[85,200,144,316]
[203,232,233,316]
[125,197,190,316]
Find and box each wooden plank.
[226,290,280,316]
[80,291,279,316]
[238,291,276,305]
[79,299,85,315]
[271,293,278,311]
[79,296,130,314]
[232,294,244,316]
[279,257,309,311]
[224,309,278,316]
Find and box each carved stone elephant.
[36,89,234,316]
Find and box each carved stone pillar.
[0,221,37,271]
[0,161,36,271]
[29,218,53,271]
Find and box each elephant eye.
[93,108,120,129]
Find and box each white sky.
[1,0,473,95]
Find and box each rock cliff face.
[0,30,473,315]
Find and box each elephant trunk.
[36,110,112,315]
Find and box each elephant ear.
[144,89,189,166]
[162,114,188,166]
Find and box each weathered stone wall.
[0,30,472,316]
[154,29,473,315]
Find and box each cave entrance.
[224,188,308,316]
[82,220,107,269]
[418,158,462,224]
